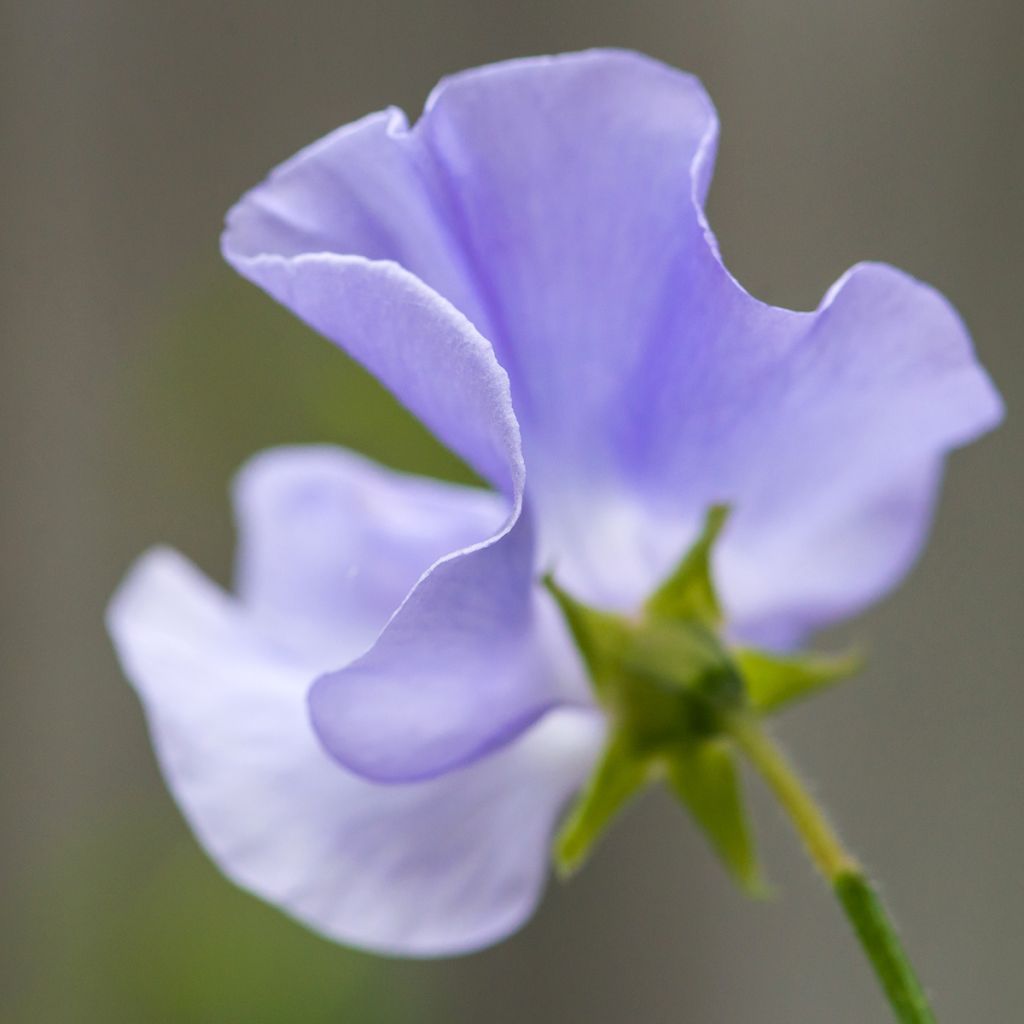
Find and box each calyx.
[544,507,859,891]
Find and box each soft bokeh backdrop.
[3,2,1021,1021]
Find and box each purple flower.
[108,50,1001,956]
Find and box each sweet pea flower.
[108,50,1001,957]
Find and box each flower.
[108,50,1002,956]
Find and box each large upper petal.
[107,546,603,956]
[414,51,718,481]
[223,47,1002,647]
[612,261,1003,645]
[417,54,1002,636]
[221,49,718,547]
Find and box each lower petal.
[107,549,604,955]
[309,507,595,783]
[232,445,506,665]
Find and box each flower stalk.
[726,714,937,1024]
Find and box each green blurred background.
[2,2,1021,1021]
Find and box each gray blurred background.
[2,1,1021,1021]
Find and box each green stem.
[727,715,936,1024]
[834,873,936,1024]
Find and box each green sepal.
[622,618,743,713]
[554,733,650,877]
[666,739,767,896]
[645,505,731,626]
[546,503,856,892]
[737,647,863,715]
[543,574,632,701]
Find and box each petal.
[308,516,595,782]
[219,243,565,777]
[236,445,592,785]
[222,49,719,522]
[222,107,493,337]
[416,51,718,477]
[220,250,521,498]
[223,48,1002,654]
[618,261,1003,644]
[107,549,604,956]
[232,445,505,664]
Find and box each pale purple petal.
[414,51,717,488]
[221,49,718,527]
[107,548,604,955]
[220,253,520,497]
[223,47,1002,679]
[231,441,588,785]
[232,445,505,665]
[419,52,1001,636]
[217,246,574,775]
[308,537,593,782]
[414,53,1002,630]
[614,261,1003,644]
[222,107,493,337]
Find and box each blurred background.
[2,1,1021,1021]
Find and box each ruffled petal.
[218,253,521,497]
[414,51,718,479]
[223,46,1002,649]
[615,261,1003,644]
[221,49,718,525]
[222,105,492,326]
[232,440,590,785]
[308,530,593,781]
[222,235,574,775]
[417,55,1003,637]
[107,549,603,956]
[232,445,505,665]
